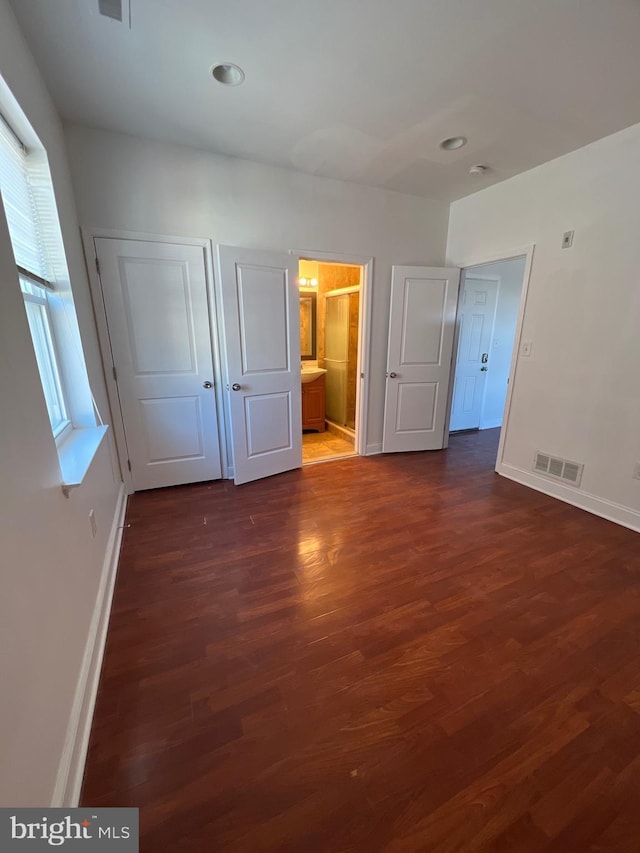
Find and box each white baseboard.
[498,463,640,534]
[365,442,382,455]
[51,483,127,807]
[479,418,503,430]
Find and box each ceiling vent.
[533,451,583,487]
[98,0,130,25]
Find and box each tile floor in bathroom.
[302,428,355,463]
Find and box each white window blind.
[0,112,74,439]
[0,112,52,281]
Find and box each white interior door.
[217,245,301,485]
[95,238,222,491]
[449,277,498,431]
[382,265,460,452]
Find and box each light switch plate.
[521,341,533,357]
[562,230,574,249]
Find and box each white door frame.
[81,228,228,491]
[445,244,535,472]
[289,248,373,457]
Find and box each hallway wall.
[447,122,640,530]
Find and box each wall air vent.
[534,451,583,487]
[99,0,122,20]
[98,0,130,25]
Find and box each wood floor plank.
[81,429,640,851]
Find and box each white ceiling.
[9,0,640,201]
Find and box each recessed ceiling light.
[211,63,245,86]
[439,136,467,151]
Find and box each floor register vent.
[533,451,583,487]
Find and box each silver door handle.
[232,383,242,391]
[203,380,213,388]
[387,372,397,378]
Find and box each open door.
[218,245,302,484]
[382,265,460,452]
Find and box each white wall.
[447,123,640,530]
[0,0,122,805]
[64,124,450,453]
[463,258,525,429]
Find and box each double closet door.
[94,239,301,488]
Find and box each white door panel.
[450,278,498,431]
[383,265,460,452]
[218,246,301,485]
[95,238,222,490]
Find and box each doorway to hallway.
[449,256,527,463]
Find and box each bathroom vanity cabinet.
[301,374,326,432]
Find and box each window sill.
[59,425,109,498]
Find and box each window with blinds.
[0,112,71,438]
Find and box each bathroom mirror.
[299,292,317,360]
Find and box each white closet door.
[217,245,302,485]
[95,237,222,490]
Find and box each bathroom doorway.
[298,259,363,464]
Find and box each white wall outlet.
[89,509,97,538]
[562,230,574,248]
[633,462,640,480]
[521,341,533,357]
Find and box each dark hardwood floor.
[81,429,640,851]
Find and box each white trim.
[365,442,382,455]
[82,229,133,492]
[202,240,231,480]
[51,483,127,806]
[477,418,503,430]
[81,228,228,487]
[289,248,374,458]
[293,248,366,264]
[498,463,640,534]
[446,244,535,473]
[59,425,109,497]
[81,226,212,247]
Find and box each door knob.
[387,372,397,378]
[480,366,488,372]
[202,380,213,388]
[232,383,242,391]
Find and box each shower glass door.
[324,293,349,425]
